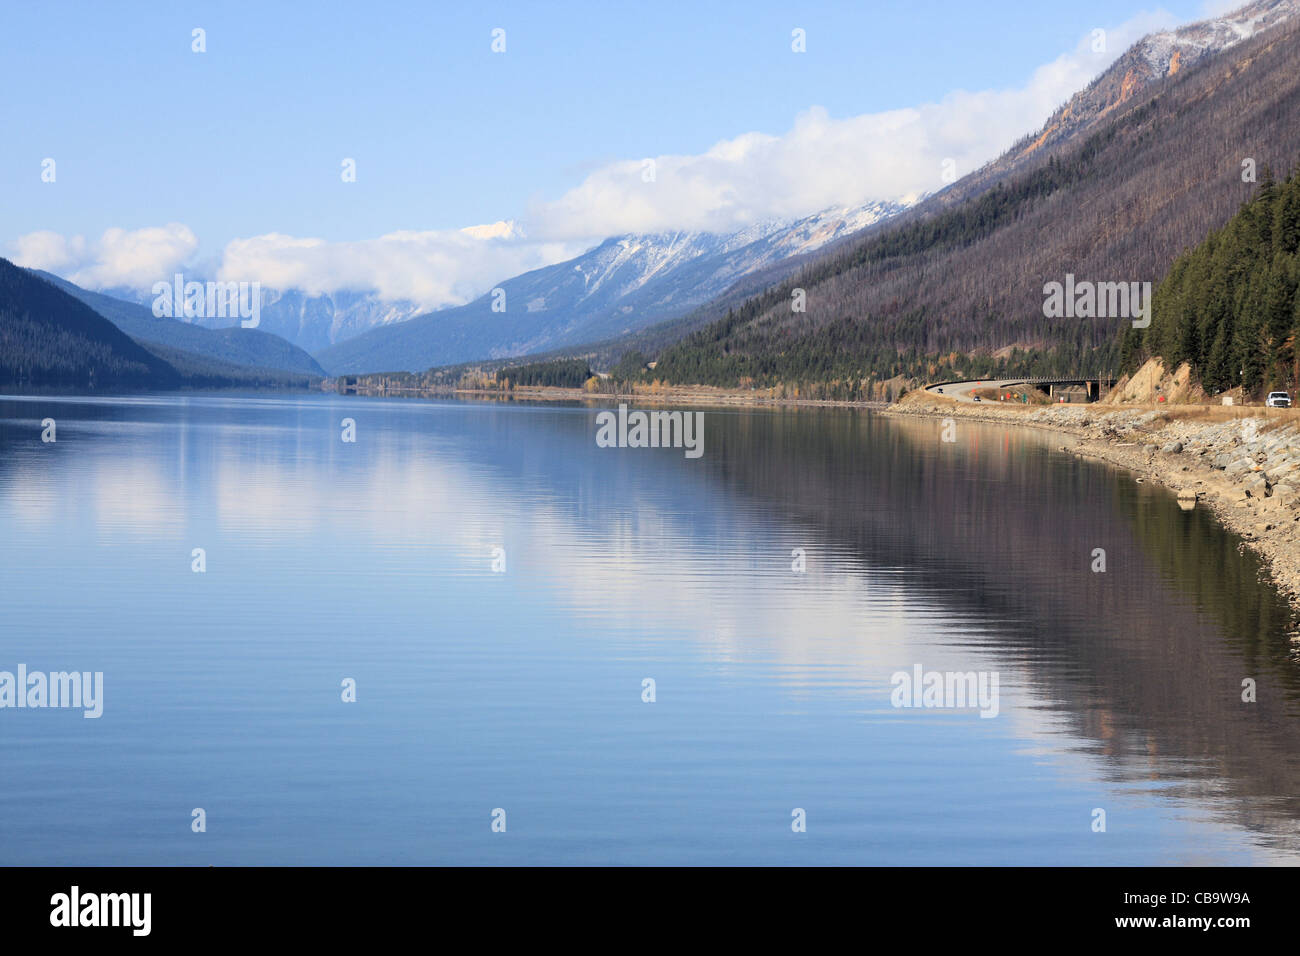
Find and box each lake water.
[2,392,1299,865]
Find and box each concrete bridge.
[925,377,1116,403]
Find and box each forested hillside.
[0,258,178,388]
[1123,166,1300,396]
[496,358,593,388]
[651,18,1300,397]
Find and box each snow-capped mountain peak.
[460,220,524,241]
[315,195,916,374]
[1138,0,1296,74]
[557,198,909,314]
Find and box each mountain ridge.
[314,198,908,375]
[1,259,321,389]
[31,270,326,377]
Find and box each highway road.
[923,379,1030,403]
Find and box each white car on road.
[1266,392,1291,408]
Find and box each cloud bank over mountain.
[527,12,1174,240]
[9,224,199,291]
[216,227,585,307]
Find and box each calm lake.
[2,392,1299,865]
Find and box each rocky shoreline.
[888,396,1300,619]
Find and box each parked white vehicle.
[1266,391,1291,408]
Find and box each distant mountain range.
[314,199,908,374]
[0,260,324,389]
[254,288,425,353]
[99,284,426,355]
[33,271,325,377]
[69,198,906,375]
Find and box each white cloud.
[216,225,586,308]
[8,224,197,289]
[528,11,1179,239]
[7,230,87,274]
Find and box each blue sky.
[1,0,1237,303]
